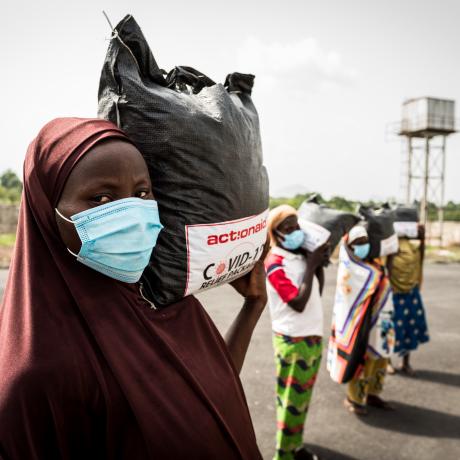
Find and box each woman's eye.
[137,190,149,199]
[93,195,112,204]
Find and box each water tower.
[399,97,456,245]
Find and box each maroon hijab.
[0,118,261,459]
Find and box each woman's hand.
[306,242,330,268]
[418,224,425,241]
[230,239,270,306]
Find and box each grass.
[0,234,15,268]
[0,233,16,247]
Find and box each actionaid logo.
[207,218,267,246]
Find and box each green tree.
[270,193,460,222]
[0,170,22,204]
[1,169,22,190]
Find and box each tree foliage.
[0,170,22,204]
[270,193,460,221]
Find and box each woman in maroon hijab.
[0,118,267,459]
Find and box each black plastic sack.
[390,205,419,238]
[358,206,399,258]
[298,196,360,253]
[98,15,269,306]
[392,205,419,222]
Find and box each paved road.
[198,263,460,460]
[1,264,459,459]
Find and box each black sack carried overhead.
[391,205,420,239]
[98,15,269,307]
[358,205,399,259]
[297,196,360,253]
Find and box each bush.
[0,170,22,204]
[270,193,460,221]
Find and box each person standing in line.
[328,226,395,416]
[265,205,329,460]
[387,224,429,375]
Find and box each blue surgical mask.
[56,197,163,283]
[280,229,305,251]
[353,243,370,260]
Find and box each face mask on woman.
[279,229,305,251]
[353,243,370,260]
[56,197,163,283]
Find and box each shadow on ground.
[304,444,357,460]
[360,401,460,439]
[402,369,460,388]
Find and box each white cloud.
[236,37,358,92]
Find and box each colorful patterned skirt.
[392,285,429,356]
[272,333,322,460]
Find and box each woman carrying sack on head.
[0,118,267,460]
[327,225,395,416]
[387,224,429,375]
[265,205,329,460]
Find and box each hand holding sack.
[298,196,360,254]
[98,15,269,306]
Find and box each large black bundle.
[358,206,399,258]
[392,205,419,222]
[298,197,360,253]
[391,205,419,238]
[98,15,269,306]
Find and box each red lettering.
[219,234,229,243]
[207,235,218,245]
[205,217,267,246]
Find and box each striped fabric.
[273,333,322,460]
[367,275,394,359]
[327,245,393,384]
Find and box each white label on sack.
[184,209,269,296]
[380,233,399,256]
[298,218,331,252]
[394,221,418,238]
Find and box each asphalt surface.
[1,264,459,460]
[197,263,460,460]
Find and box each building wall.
[0,205,20,234]
[426,221,460,246]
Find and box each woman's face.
[56,140,154,253]
[348,236,369,250]
[276,215,299,243]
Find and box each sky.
[2,0,460,202]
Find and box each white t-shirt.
[265,246,323,337]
